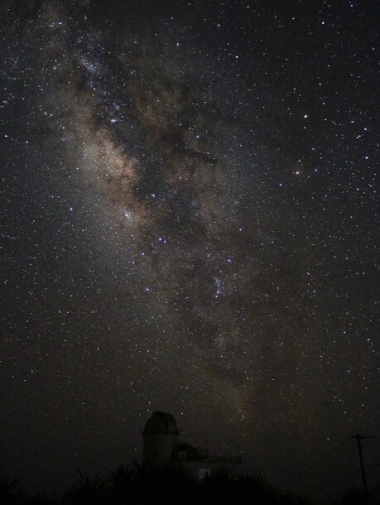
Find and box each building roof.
[143,411,180,435]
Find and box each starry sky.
[1,0,379,500]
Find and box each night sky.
[1,0,379,501]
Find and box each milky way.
[1,0,379,500]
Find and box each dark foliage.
[61,471,108,505]
[0,476,24,505]
[24,494,57,505]
[1,467,379,505]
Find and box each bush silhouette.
[0,476,24,505]
[3,467,379,504]
[61,471,109,505]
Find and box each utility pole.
[351,433,369,498]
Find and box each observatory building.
[142,411,180,464]
[142,411,242,479]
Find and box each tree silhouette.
[107,462,140,504]
[61,470,108,505]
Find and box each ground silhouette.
[1,464,379,504]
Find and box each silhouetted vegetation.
[1,465,379,504]
[0,476,24,505]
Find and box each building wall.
[143,432,179,464]
[180,461,244,481]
